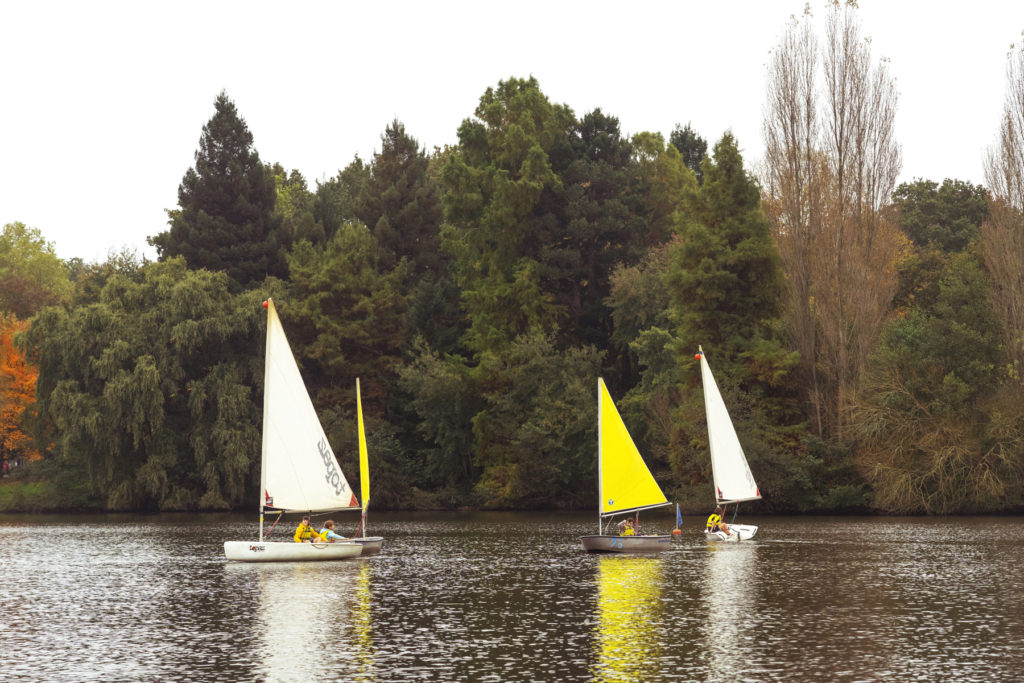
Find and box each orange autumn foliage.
[0,316,42,461]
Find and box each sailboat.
[348,378,384,555]
[224,299,362,562]
[580,378,673,553]
[697,346,760,542]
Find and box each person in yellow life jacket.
[618,519,635,536]
[319,519,348,542]
[294,515,323,543]
[705,506,724,534]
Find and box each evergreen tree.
[441,76,574,354]
[666,133,787,369]
[314,157,370,242]
[149,91,285,288]
[669,122,708,184]
[358,120,445,278]
[271,163,323,246]
[560,109,648,350]
[660,134,800,507]
[285,223,409,411]
[893,179,988,252]
[355,121,463,356]
[630,133,695,247]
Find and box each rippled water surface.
[2,513,1023,681]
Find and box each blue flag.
[676,503,682,529]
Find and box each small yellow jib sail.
[357,377,370,531]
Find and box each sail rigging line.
[264,510,284,538]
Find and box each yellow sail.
[598,378,667,515]
[357,378,369,511]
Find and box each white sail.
[260,300,359,513]
[699,348,760,504]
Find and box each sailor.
[618,519,635,536]
[705,506,724,534]
[319,519,348,542]
[294,515,323,543]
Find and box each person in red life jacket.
[293,515,323,543]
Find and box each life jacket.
[621,527,635,536]
[705,513,722,531]
[294,524,320,542]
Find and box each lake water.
[1,512,1022,682]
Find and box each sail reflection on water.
[702,544,758,679]
[352,562,376,680]
[591,555,663,682]
[227,561,371,680]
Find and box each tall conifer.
[358,120,444,278]
[149,91,284,287]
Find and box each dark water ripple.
[1,513,1022,681]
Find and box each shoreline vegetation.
[3,479,1019,517]
[5,6,1024,516]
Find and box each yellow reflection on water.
[351,561,376,682]
[592,555,663,682]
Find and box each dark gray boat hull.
[580,534,673,553]
[351,536,384,555]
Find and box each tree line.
[3,4,1024,513]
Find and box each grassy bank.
[0,475,99,513]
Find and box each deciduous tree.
[0,222,71,318]
[0,316,41,463]
[23,259,267,510]
[851,253,1019,513]
[983,45,1024,376]
[763,3,902,437]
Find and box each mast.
[259,298,274,542]
[597,377,603,535]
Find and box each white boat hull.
[581,535,674,553]
[704,524,758,542]
[350,536,384,555]
[224,540,362,562]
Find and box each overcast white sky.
[3,1,1023,262]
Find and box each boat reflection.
[702,543,758,679]
[591,554,664,682]
[226,559,375,681]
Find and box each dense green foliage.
[669,123,707,184]
[0,222,71,317]
[852,180,1024,513]
[24,259,266,510]
[9,78,1024,514]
